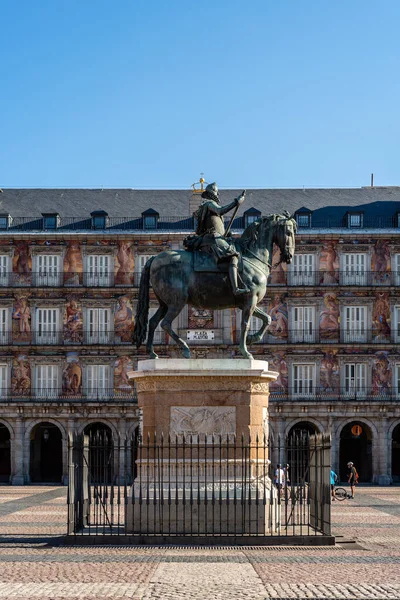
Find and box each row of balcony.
[0,270,398,288]
[0,329,396,346]
[0,387,398,403]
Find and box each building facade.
[0,184,399,484]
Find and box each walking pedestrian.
[347,461,358,498]
[274,463,285,496]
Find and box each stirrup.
[234,287,249,296]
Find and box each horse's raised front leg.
[239,298,257,359]
[146,303,168,359]
[246,306,271,345]
[161,305,191,359]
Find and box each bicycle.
[333,486,351,501]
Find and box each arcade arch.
[0,423,11,483]
[339,421,373,482]
[392,423,400,483]
[29,422,63,483]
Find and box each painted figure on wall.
[372,292,391,341]
[13,243,31,285]
[64,297,83,343]
[269,244,287,285]
[372,351,391,396]
[64,242,83,285]
[320,351,339,393]
[12,296,31,341]
[319,242,339,284]
[11,355,31,395]
[372,240,390,284]
[188,306,214,329]
[268,295,288,339]
[269,352,288,393]
[114,296,133,342]
[114,356,133,393]
[319,293,339,340]
[115,242,134,285]
[63,353,82,396]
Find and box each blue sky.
[1,0,399,189]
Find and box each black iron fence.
[67,432,332,543]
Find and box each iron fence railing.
[272,270,400,287]
[67,432,332,540]
[0,330,166,345]
[236,329,396,345]
[270,387,400,403]
[1,387,137,402]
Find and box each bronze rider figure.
[191,182,249,296]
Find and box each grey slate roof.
[2,187,400,218]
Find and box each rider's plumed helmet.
[202,182,219,202]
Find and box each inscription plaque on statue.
[187,329,215,341]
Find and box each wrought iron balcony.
[269,270,399,287]
[235,329,395,345]
[270,387,400,403]
[0,387,137,402]
[0,271,143,288]
[0,330,166,345]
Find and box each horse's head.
[271,211,297,264]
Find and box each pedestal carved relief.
[170,406,236,436]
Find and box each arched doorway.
[0,424,11,483]
[30,422,62,483]
[339,421,372,482]
[286,421,319,484]
[392,424,400,483]
[83,422,114,483]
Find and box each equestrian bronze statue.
[133,183,296,359]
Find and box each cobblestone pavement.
[0,486,399,599]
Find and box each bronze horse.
[133,213,296,359]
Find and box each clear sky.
[1,0,399,189]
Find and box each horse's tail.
[133,256,155,348]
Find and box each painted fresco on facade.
[372,351,391,396]
[13,243,31,285]
[114,295,134,342]
[319,242,339,284]
[63,352,82,396]
[188,307,214,329]
[372,240,390,284]
[64,296,83,343]
[64,242,83,285]
[320,350,339,394]
[114,356,133,393]
[115,242,134,285]
[268,294,288,340]
[269,351,288,393]
[269,244,287,284]
[319,293,339,340]
[12,296,32,342]
[11,355,31,395]
[372,292,391,341]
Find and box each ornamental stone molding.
[30,246,66,257]
[337,244,371,254]
[135,375,266,394]
[82,246,116,256]
[80,356,116,366]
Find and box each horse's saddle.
[192,250,243,273]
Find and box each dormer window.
[347,212,362,228]
[142,208,159,230]
[295,207,312,228]
[42,213,59,230]
[0,214,11,230]
[396,212,400,228]
[244,208,261,228]
[91,210,108,230]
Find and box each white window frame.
[393,306,400,343]
[0,364,8,399]
[394,364,400,399]
[0,255,10,287]
[33,254,62,287]
[343,363,367,398]
[137,254,153,279]
[85,308,112,344]
[34,307,60,345]
[342,305,367,343]
[341,253,367,286]
[85,364,111,400]
[290,306,315,343]
[348,213,362,228]
[0,307,10,345]
[289,254,315,286]
[292,363,315,398]
[35,364,59,399]
[85,254,113,287]
[393,254,400,287]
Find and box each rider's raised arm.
[207,199,238,217]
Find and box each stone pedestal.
[127,359,279,535]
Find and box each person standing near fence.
[347,461,358,498]
[274,463,285,495]
[330,469,338,501]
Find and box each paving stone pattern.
[0,486,399,599]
